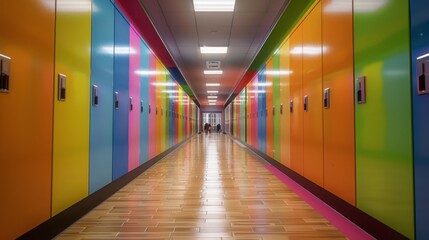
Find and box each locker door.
[139,40,150,164]
[411,0,429,238]
[112,9,130,180]
[354,0,414,237]
[290,25,304,175]
[266,60,274,158]
[273,52,281,161]
[0,1,55,238]
[52,0,91,215]
[321,0,355,205]
[258,67,266,153]
[89,0,114,193]
[279,39,291,167]
[128,28,141,171]
[302,2,323,187]
[148,53,156,159]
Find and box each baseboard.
[227,134,408,240]
[17,135,195,240]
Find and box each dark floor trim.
[227,134,408,240]
[17,136,195,240]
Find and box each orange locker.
[321,0,355,205]
[289,25,304,175]
[0,1,55,238]
[279,39,291,167]
[302,2,323,187]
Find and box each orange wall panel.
[0,1,55,239]
[321,0,355,205]
[302,2,323,187]
[289,25,304,175]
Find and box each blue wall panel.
[258,66,267,153]
[89,0,114,193]
[112,9,130,180]
[139,40,150,164]
[411,0,429,238]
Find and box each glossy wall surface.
[0,1,55,238]
[411,0,429,238]
[354,0,414,238]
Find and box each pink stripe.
[265,164,374,240]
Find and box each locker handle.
[272,106,275,116]
[280,104,283,115]
[129,97,133,111]
[58,74,66,101]
[114,91,119,109]
[140,100,144,113]
[324,88,330,109]
[303,95,308,112]
[156,106,158,115]
[357,76,366,104]
[92,85,99,106]
[417,58,429,95]
[161,108,163,116]
[0,54,11,93]
[149,104,151,114]
[265,109,268,117]
[290,100,293,113]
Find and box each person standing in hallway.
[216,123,221,133]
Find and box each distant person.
[216,124,221,133]
[208,124,212,134]
[204,123,208,134]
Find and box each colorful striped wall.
[225,0,417,238]
[0,1,199,239]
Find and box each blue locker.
[258,66,267,153]
[139,40,149,164]
[89,0,114,193]
[411,0,429,238]
[112,9,130,180]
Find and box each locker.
[148,53,156,159]
[265,60,274,158]
[354,0,414,238]
[272,52,281,161]
[302,2,323,187]
[411,0,429,238]
[290,25,304,175]
[279,39,291,167]
[128,28,141,171]
[321,0,355,205]
[0,0,55,238]
[139,40,150,164]
[52,0,91,215]
[89,0,114,193]
[240,88,246,142]
[258,67,266,153]
[112,9,130,180]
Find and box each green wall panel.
[354,0,414,238]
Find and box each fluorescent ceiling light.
[207,90,219,93]
[207,96,218,99]
[193,0,235,12]
[264,70,293,76]
[206,83,220,86]
[208,103,217,105]
[208,100,217,102]
[204,70,223,75]
[135,70,168,76]
[200,47,228,54]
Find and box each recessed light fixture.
[193,0,235,12]
[200,46,228,54]
[208,103,217,105]
[207,96,218,99]
[207,90,219,93]
[206,83,220,86]
[204,70,223,75]
[208,100,217,102]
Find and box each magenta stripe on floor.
[265,164,375,240]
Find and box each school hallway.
[55,134,368,239]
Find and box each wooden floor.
[55,134,346,240]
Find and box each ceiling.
[137,0,290,107]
